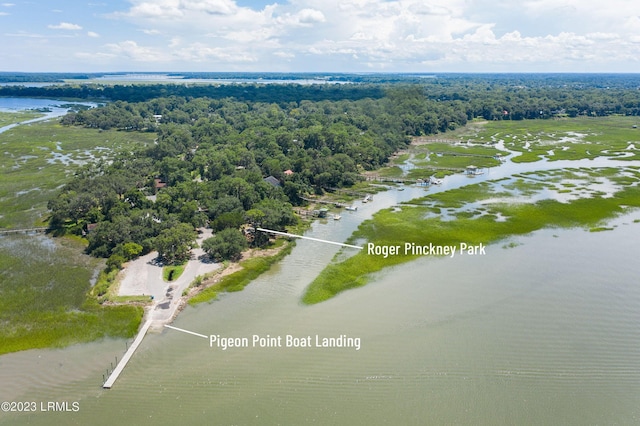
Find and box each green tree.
[154,223,197,264]
[106,254,126,271]
[114,242,144,260]
[202,228,248,262]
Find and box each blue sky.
[1,0,640,72]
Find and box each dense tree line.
[0,72,93,82]
[0,82,385,104]
[3,74,640,117]
[49,93,425,264]
[45,74,640,265]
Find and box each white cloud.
[48,22,82,30]
[585,32,619,41]
[105,40,167,62]
[173,42,257,63]
[96,0,640,71]
[122,0,240,19]
[101,38,258,65]
[274,9,324,27]
[2,3,15,6]
[87,31,100,38]
[179,0,237,15]
[274,51,295,59]
[125,1,183,19]
[76,51,116,60]
[296,8,325,24]
[222,27,277,43]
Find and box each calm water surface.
[0,98,95,134]
[1,211,639,425]
[0,125,639,424]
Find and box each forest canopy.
[42,73,640,265]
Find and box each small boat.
[332,214,342,220]
[397,187,405,191]
[363,194,372,203]
[346,205,358,211]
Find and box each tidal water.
[0,106,639,424]
[0,98,95,134]
[1,184,639,425]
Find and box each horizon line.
[2,71,640,75]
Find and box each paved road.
[118,229,220,327]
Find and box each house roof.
[263,176,281,187]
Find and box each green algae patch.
[302,168,640,305]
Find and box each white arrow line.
[164,325,209,339]
[256,228,363,250]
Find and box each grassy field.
[303,166,640,304]
[0,116,154,354]
[163,263,187,282]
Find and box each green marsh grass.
[189,241,293,305]
[377,166,404,178]
[467,116,640,163]
[0,111,44,127]
[0,235,142,354]
[302,168,640,304]
[392,153,411,164]
[0,120,156,228]
[411,142,502,169]
[0,119,154,354]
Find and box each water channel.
[0,98,95,134]
[0,103,639,424]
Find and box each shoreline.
[112,235,294,332]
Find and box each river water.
[0,98,94,134]
[0,110,639,424]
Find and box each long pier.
[435,151,496,159]
[0,227,48,235]
[102,320,152,389]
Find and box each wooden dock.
[299,196,351,208]
[435,151,495,159]
[0,227,48,235]
[103,320,152,389]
